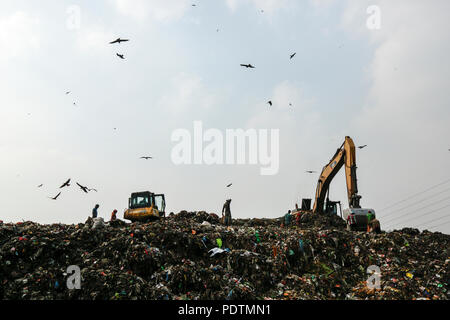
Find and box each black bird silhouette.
[140,156,153,160]
[110,38,129,44]
[88,188,98,192]
[289,103,293,107]
[226,183,232,187]
[192,4,196,6]
[37,184,43,188]
[267,101,272,106]
[240,64,255,68]
[76,182,89,193]
[116,53,125,59]
[73,102,76,106]
[59,178,71,189]
[305,170,316,174]
[358,145,367,149]
[290,52,296,59]
[49,192,61,200]
[65,91,71,95]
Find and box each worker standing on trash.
[347,213,356,230]
[222,199,232,226]
[369,218,381,234]
[366,211,375,232]
[92,204,99,218]
[295,212,301,226]
[284,210,292,227]
[110,209,117,221]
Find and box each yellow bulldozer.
[123,191,166,222]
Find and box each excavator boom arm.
[344,137,361,208]
[312,136,361,213]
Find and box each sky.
[0,0,449,234]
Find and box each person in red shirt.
[295,212,301,225]
[111,209,118,221]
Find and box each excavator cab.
[325,199,342,217]
[294,136,379,232]
[124,191,166,222]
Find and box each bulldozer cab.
[129,192,152,209]
[124,191,166,222]
[154,194,166,214]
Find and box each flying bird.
[267,101,272,106]
[140,156,153,160]
[358,145,367,149]
[49,192,61,200]
[290,52,296,59]
[289,103,292,107]
[88,188,98,192]
[76,182,89,193]
[240,64,255,68]
[226,183,232,188]
[37,184,43,188]
[109,38,129,44]
[305,170,316,174]
[59,178,71,189]
[65,91,71,95]
[116,53,125,59]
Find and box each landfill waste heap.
[0,211,448,300]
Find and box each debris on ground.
[0,212,448,300]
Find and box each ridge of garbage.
[0,211,448,300]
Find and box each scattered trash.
[92,217,105,230]
[209,248,227,257]
[0,212,448,300]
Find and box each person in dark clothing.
[92,204,99,218]
[222,199,232,226]
[284,210,292,227]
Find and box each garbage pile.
[0,212,448,300]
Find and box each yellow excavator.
[294,136,378,231]
[123,191,166,222]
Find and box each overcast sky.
[1,0,449,233]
